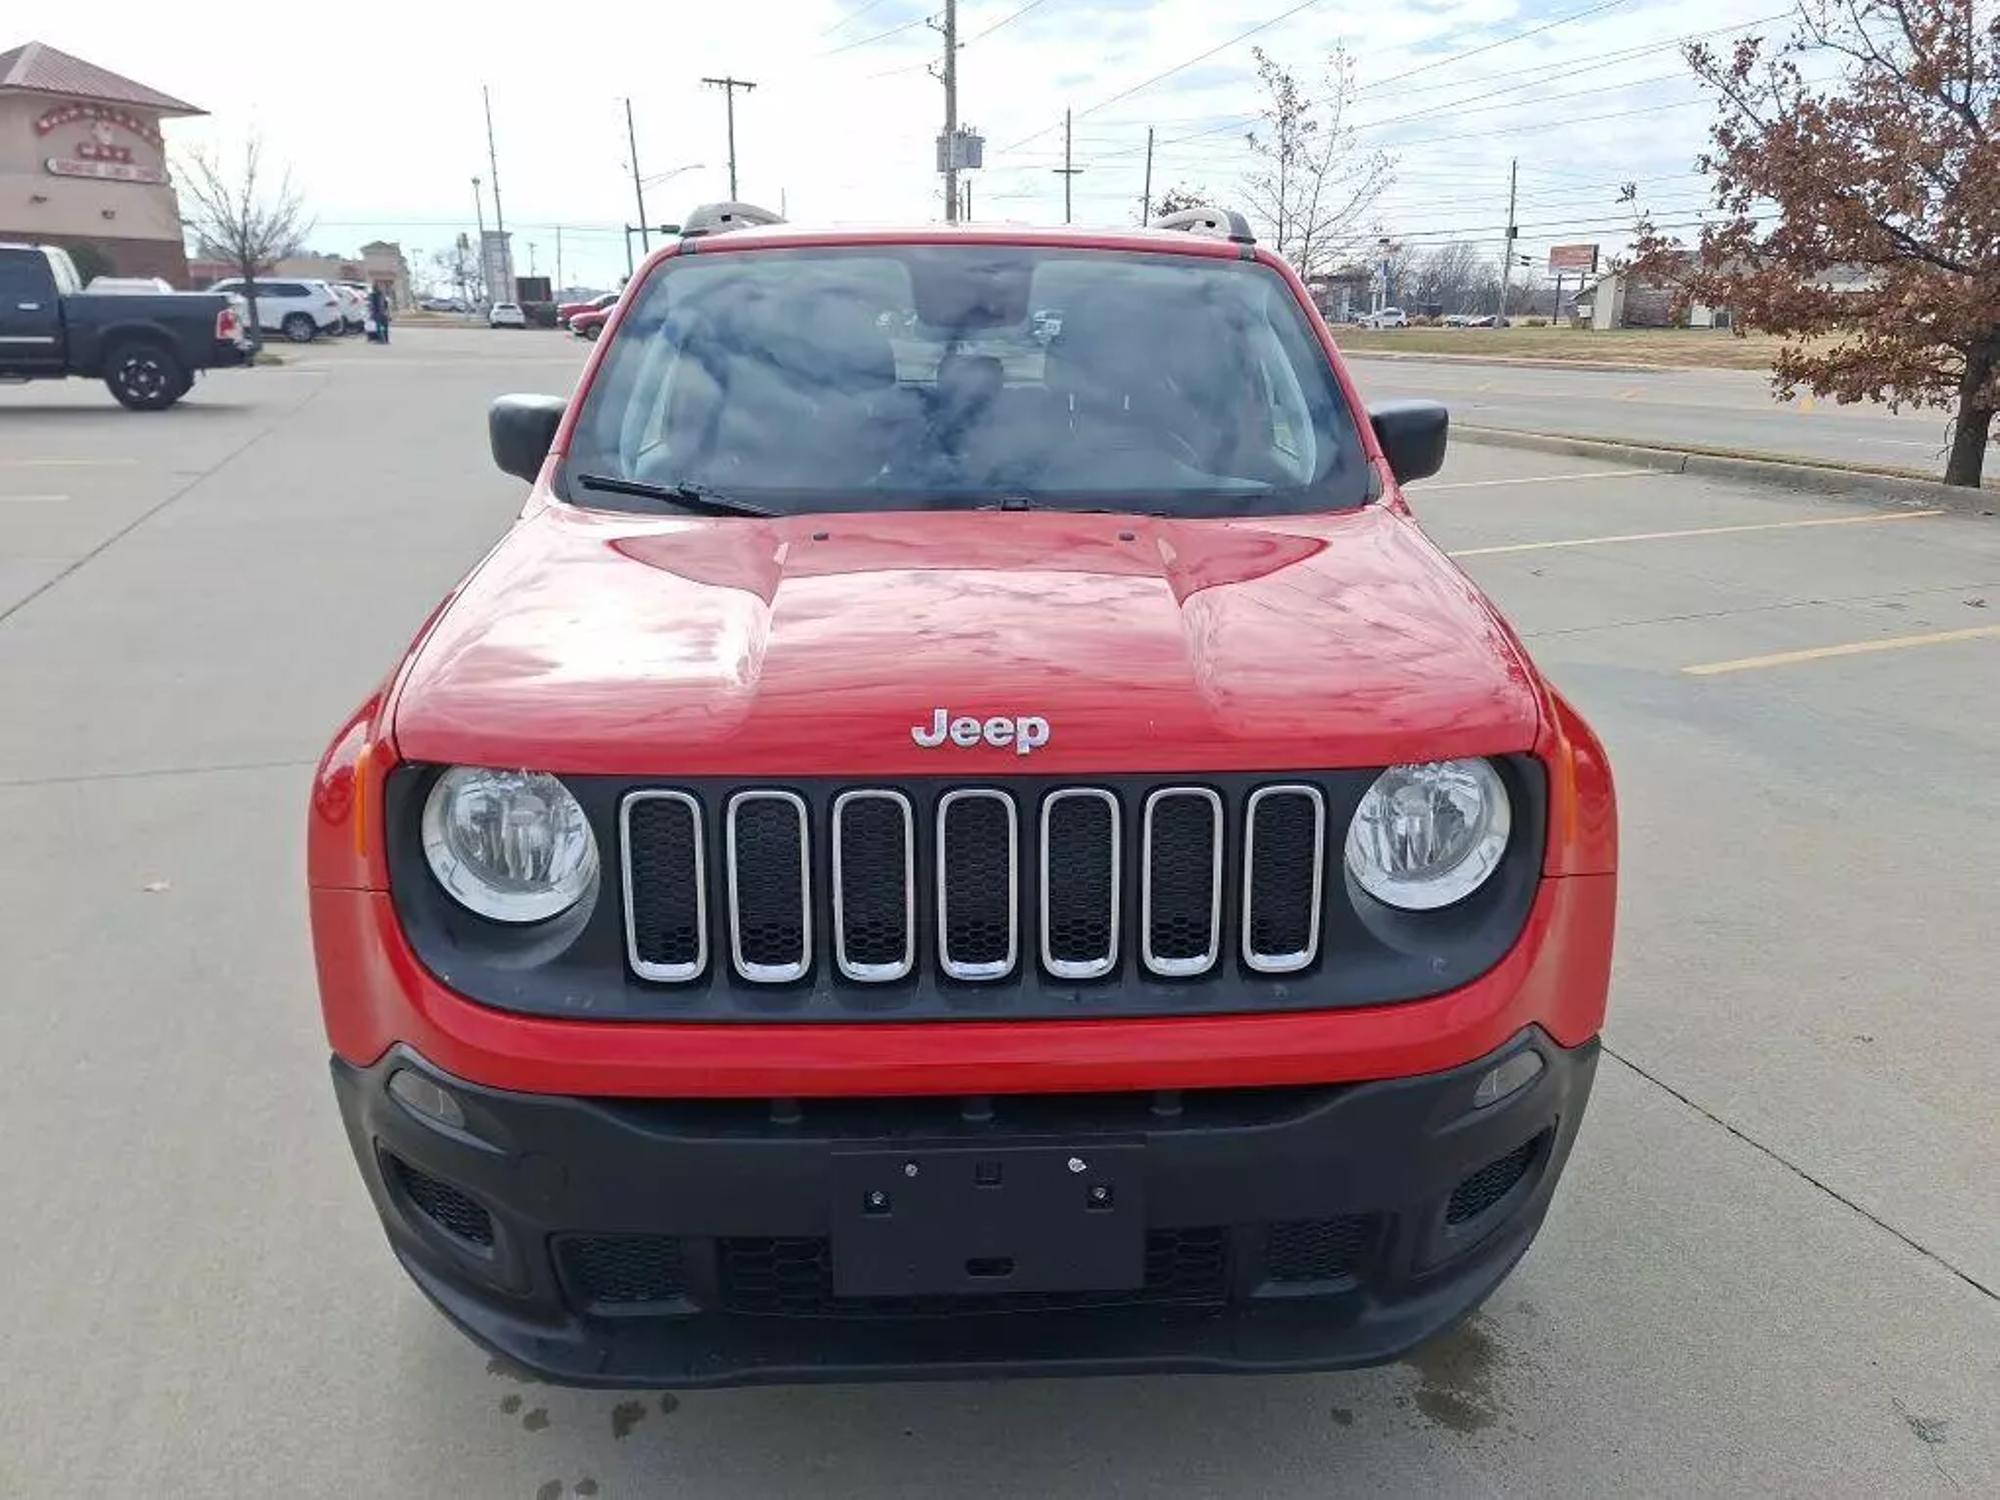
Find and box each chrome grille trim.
[1040,788,1120,980]
[1241,784,1326,974]
[620,790,707,983]
[725,789,811,983]
[831,790,915,983]
[936,789,1018,981]
[1141,786,1224,977]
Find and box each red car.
[567,304,611,341]
[557,291,617,329]
[309,206,1616,1388]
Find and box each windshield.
[562,245,1371,517]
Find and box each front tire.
[584,323,602,341]
[282,313,317,343]
[104,341,187,411]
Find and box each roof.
[0,41,202,115]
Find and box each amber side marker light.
[389,1069,467,1131]
[1472,1051,1544,1109]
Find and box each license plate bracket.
[830,1143,1144,1298]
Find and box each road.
[1345,352,1963,474]
[2,329,1996,1496]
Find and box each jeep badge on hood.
[911,708,1052,756]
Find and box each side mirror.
[1368,400,1449,486]
[489,394,566,483]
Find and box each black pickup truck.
[0,243,252,410]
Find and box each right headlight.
[420,766,599,923]
[1344,759,1512,911]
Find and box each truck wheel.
[104,341,187,411]
[282,313,317,343]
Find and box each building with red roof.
[0,41,203,284]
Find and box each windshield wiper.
[982,494,1164,516]
[574,472,776,518]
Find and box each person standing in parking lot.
[368,287,390,344]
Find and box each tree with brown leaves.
[1627,1,1999,486]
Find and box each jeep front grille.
[621,779,1337,990]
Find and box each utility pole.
[1052,108,1084,224]
[483,86,505,237]
[470,175,486,303]
[1497,156,1517,322]
[555,226,562,295]
[528,242,537,276]
[625,98,650,256]
[702,77,757,199]
[1140,125,1154,223]
[942,0,959,222]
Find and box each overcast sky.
[42,0,1773,290]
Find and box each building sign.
[46,156,168,184]
[35,101,162,147]
[1548,243,1600,273]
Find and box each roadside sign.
[1549,243,1599,273]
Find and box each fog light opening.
[390,1069,468,1131]
[1472,1050,1543,1109]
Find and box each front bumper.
[334,1027,1597,1388]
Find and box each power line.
[1353,0,1638,96]
[967,0,1055,45]
[820,0,894,36]
[821,14,929,56]
[994,0,1324,153]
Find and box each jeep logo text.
[911,707,1051,756]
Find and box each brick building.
[0,41,201,284]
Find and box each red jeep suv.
[308,206,1616,1388]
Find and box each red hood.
[391,502,1542,776]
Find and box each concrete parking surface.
[2,329,1996,1496]
[1347,353,1963,474]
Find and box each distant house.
[1578,258,1732,330]
[191,240,414,309]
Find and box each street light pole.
[470,175,486,303]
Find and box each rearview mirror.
[1368,400,1449,486]
[489,394,567,483]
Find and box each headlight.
[1344,759,1511,911]
[420,767,598,923]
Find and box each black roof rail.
[680,201,785,238]
[1150,207,1256,246]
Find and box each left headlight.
[1344,758,1512,911]
[420,767,598,923]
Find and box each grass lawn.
[1334,325,1788,371]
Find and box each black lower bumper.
[332,1030,1597,1388]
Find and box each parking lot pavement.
[1347,354,1958,471]
[2,335,1996,1496]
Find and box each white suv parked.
[208,277,345,342]
[1358,306,1409,329]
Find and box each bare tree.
[1240,46,1393,277]
[176,134,311,345]
[1146,182,1218,220]
[1412,242,1492,315]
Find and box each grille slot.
[556,1234,688,1310]
[718,1228,1228,1318]
[726,791,811,982]
[832,791,915,982]
[937,790,1018,980]
[1142,788,1223,976]
[1446,1132,1546,1224]
[387,1154,494,1247]
[1242,785,1325,973]
[1040,789,1120,979]
[1263,1215,1374,1284]
[622,791,706,982]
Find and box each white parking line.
[1417,468,1659,491]
[0,494,69,504]
[1449,508,1944,557]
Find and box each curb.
[1342,349,1709,375]
[1453,426,1998,516]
